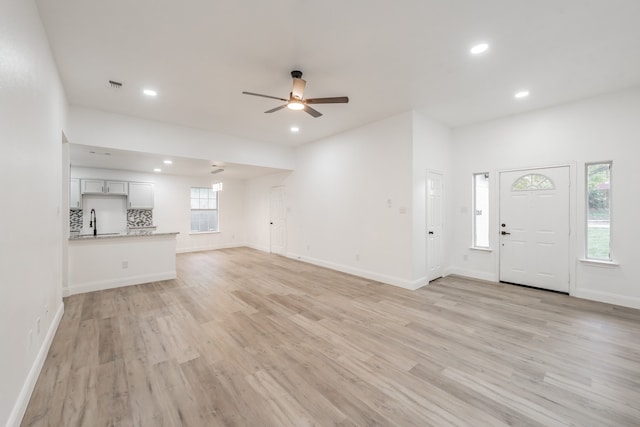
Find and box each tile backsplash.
[69,208,153,232]
[127,209,153,227]
[70,209,83,231]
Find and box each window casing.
[190,187,219,233]
[473,173,490,248]
[585,162,611,260]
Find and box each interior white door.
[499,166,570,292]
[427,171,443,281]
[269,186,287,255]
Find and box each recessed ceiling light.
[290,127,299,132]
[470,43,489,55]
[514,90,530,99]
[143,89,157,97]
[153,168,161,172]
[163,160,173,164]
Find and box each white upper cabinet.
[106,180,128,195]
[81,179,104,194]
[70,178,81,209]
[128,182,154,209]
[81,179,128,195]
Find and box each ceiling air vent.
[108,80,123,89]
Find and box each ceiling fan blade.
[264,105,288,114]
[242,91,288,102]
[291,78,306,100]
[305,96,349,104]
[303,105,323,118]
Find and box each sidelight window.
[586,162,612,260]
[473,173,490,248]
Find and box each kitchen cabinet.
[81,179,105,194]
[128,182,154,209]
[81,179,128,195]
[106,180,128,195]
[70,178,81,209]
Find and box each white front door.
[269,186,287,255]
[427,171,443,281]
[499,166,570,292]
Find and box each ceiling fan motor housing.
[291,70,303,79]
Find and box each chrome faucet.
[89,209,97,236]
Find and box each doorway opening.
[269,186,286,255]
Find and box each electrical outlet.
[122,261,128,269]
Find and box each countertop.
[69,231,179,241]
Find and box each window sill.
[579,258,619,268]
[189,231,220,235]
[469,247,492,252]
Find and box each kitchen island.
[67,231,179,296]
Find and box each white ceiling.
[70,144,288,179]
[38,0,640,148]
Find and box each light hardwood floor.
[22,247,640,426]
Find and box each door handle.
[501,231,511,235]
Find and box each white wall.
[0,1,68,425]
[270,112,417,288]
[451,87,640,308]
[68,106,295,170]
[244,112,454,290]
[71,167,246,253]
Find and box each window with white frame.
[473,173,490,248]
[190,187,219,233]
[586,162,611,260]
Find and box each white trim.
[573,289,640,310]
[245,243,270,253]
[578,258,620,268]
[65,271,176,296]
[176,242,244,254]
[469,247,492,252]
[7,302,64,427]
[287,252,426,290]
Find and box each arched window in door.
[511,173,555,191]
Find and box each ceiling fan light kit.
[242,70,349,118]
[287,101,304,110]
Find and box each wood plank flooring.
[22,247,640,426]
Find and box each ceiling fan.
[242,70,349,118]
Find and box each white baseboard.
[7,302,64,427]
[65,271,176,296]
[287,253,424,290]
[245,243,270,253]
[573,289,640,310]
[176,242,245,254]
[446,267,498,283]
